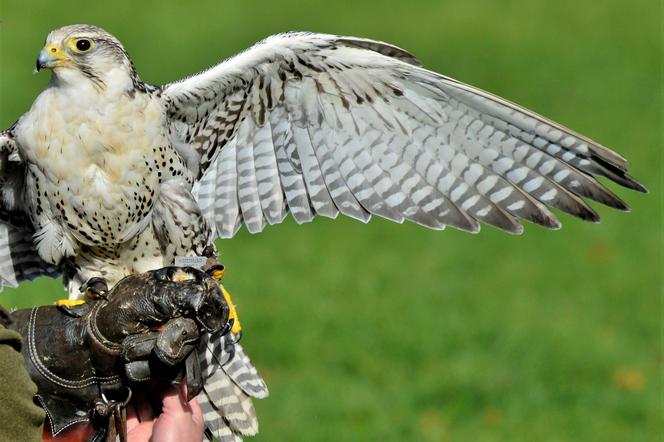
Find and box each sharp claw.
[223,333,236,362]
[88,287,109,301]
[80,277,110,300]
[233,330,242,344]
[219,318,233,336]
[56,301,86,318]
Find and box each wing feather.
[335,128,404,223]
[253,120,286,225]
[270,108,314,224]
[164,32,645,238]
[0,129,59,288]
[291,124,339,219]
[311,124,371,222]
[236,117,267,234]
[208,137,242,238]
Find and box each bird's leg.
[54,276,109,315]
[58,276,111,311]
[201,243,218,271]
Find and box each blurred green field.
[0,0,661,440]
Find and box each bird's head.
[36,24,138,90]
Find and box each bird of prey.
[0,24,645,440]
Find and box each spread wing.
[0,129,59,289]
[163,32,646,238]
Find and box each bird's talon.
[223,333,237,362]
[89,287,109,301]
[233,330,242,344]
[56,299,88,317]
[80,277,110,300]
[219,319,233,337]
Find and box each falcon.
[0,24,646,440]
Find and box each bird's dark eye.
[75,39,92,52]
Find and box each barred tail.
[197,331,269,441]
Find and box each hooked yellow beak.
[36,45,66,71]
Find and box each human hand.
[7,266,225,441]
[126,383,205,442]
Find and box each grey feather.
[0,224,60,289]
[0,130,60,289]
[163,31,644,238]
[197,331,268,440]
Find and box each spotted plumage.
[0,25,645,440]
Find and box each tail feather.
[199,398,243,442]
[200,369,259,436]
[223,343,269,399]
[197,331,269,441]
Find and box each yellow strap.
[219,284,242,335]
[56,299,86,307]
[210,266,225,281]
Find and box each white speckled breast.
[15,74,187,262]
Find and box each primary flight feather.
[0,24,645,440]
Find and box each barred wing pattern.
[166,32,645,239]
[0,130,59,288]
[0,225,60,289]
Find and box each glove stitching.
[124,362,151,382]
[34,394,90,437]
[27,307,121,388]
[87,301,122,354]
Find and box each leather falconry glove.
[5,266,231,441]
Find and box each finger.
[182,382,205,433]
[160,383,190,414]
[188,396,204,423]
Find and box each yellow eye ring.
[69,38,93,53]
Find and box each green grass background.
[0,0,661,440]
